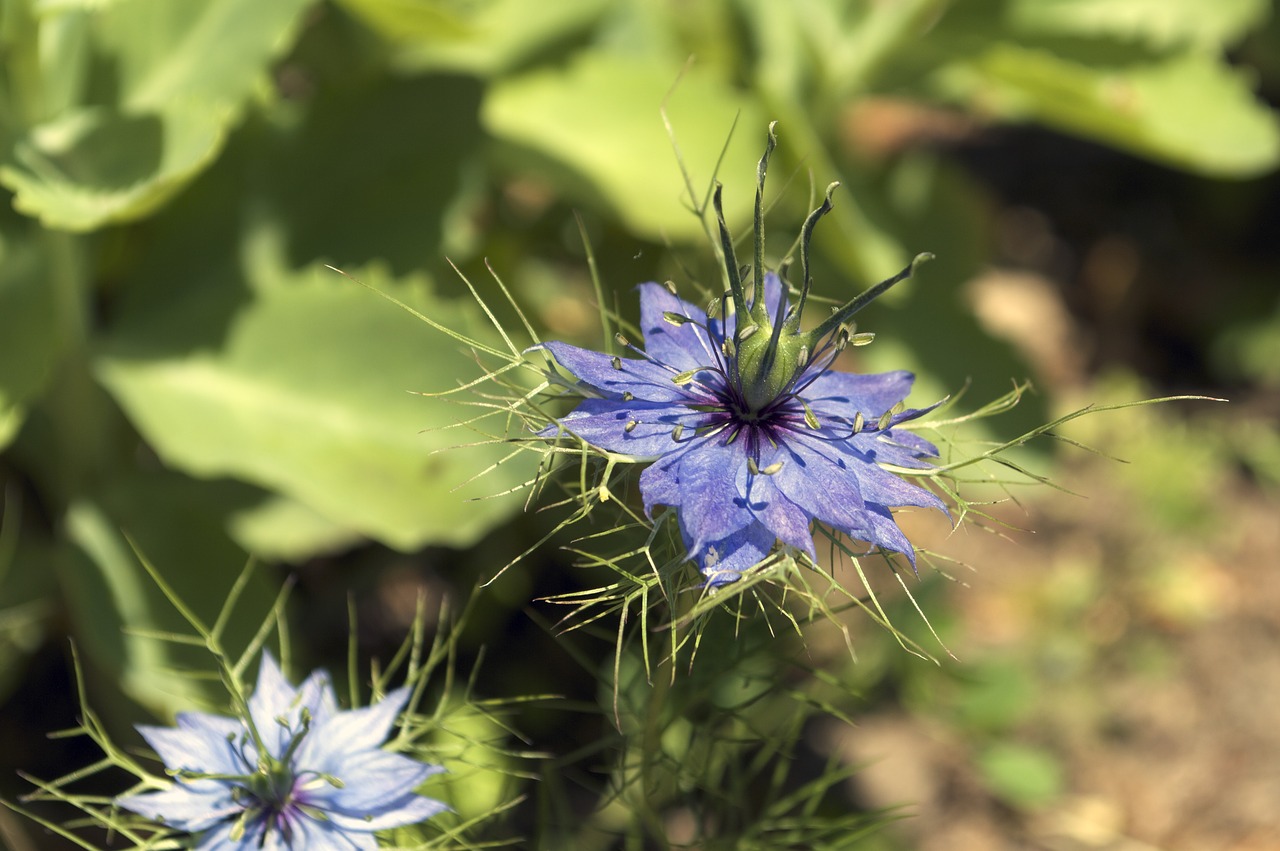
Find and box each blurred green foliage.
[0,0,1277,844]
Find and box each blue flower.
[117,652,446,849]
[537,127,946,585]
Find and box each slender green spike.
[663,311,690,326]
[615,332,631,347]
[752,122,778,315]
[852,411,865,433]
[792,182,839,330]
[712,182,748,321]
[808,252,934,346]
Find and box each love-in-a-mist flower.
[538,126,946,585]
[116,652,446,849]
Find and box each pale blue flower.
[117,652,446,849]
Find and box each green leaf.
[1006,0,1270,51]
[1,103,232,230]
[227,493,365,562]
[483,50,768,241]
[0,0,313,230]
[92,0,311,112]
[341,0,612,77]
[95,250,534,553]
[935,44,1280,177]
[0,221,65,449]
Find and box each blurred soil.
[827,124,1280,848]
[835,469,1280,851]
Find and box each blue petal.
[535,341,717,404]
[879,428,941,460]
[280,816,377,851]
[674,437,755,558]
[299,686,411,764]
[689,522,777,585]
[844,503,919,566]
[547,398,708,458]
[193,822,252,851]
[738,453,816,560]
[802,369,914,419]
[248,652,309,757]
[312,753,440,812]
[327,781,449,831]
[831,437,946,512]
[117,781,240,832]
[637,441,694,516]
[770,435,869,532]
[637,282,719,371]
[137,713,243,775]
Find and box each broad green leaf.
[1,103,232,230]
[33,5,93,120]
[0,221,66,449]
[1007,0,1270,51]
[227,493,364,562]
[96,252,534,553]
[343,0,612,77]
[92,0,311,112]
[483,50,767,242]
[934,45,1280,177]
[0,0,313,230]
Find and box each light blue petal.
[548,398,710,458]
[802,369,915,419]
[737,452,815,559]
[327,792,449,831]
[637,282,718,372]
[637,441,696,516]
[247,651,302,756]
[536,341,716,404]
[284,816,378,851]
[770,435,869,531]
[194,822,251,851]
[138,714,243,775]
[117,782,240,832]
[843,504,918,566]
[298,687,410,768]
[308,751,439,812]
[670,437,754,557]
[690,522,776,585]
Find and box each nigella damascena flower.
[537,125,946,585]
[116,652,446,849]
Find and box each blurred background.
[1,1,1278,848]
